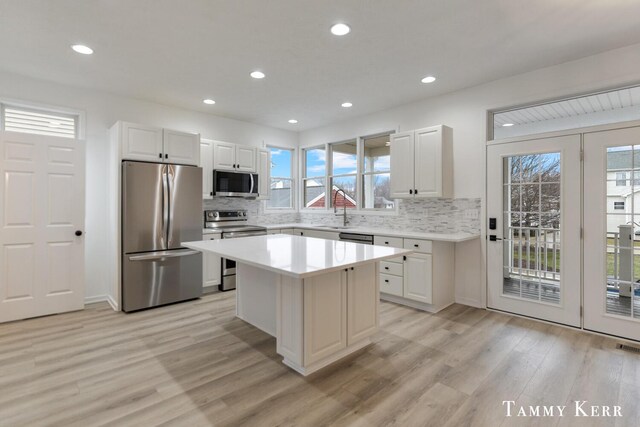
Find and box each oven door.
[213,170,258,197]
[220,230,267,291]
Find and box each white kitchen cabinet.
[213,141,257,172]
[213,141,236,170]
[121,122,163,162]
[200,139,214,199]
[119,122,200,166]
[403,253,433,304]
[304,270,347,365]
[203,233,222,290]
[294,228,339,240]
[257,148,271,199]
[375,234,454,313]
[236,145,257,172]
[390,125,452,199]
[347,264,378,344]
[163,129,200,165]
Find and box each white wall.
[0,70,298,302]
[299,42,640,307]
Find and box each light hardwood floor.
[0,292,638,427]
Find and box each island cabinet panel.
[276,275,304,366]
[303,270,347,365]
[347,264,379,345]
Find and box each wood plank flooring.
[0,292,638,426]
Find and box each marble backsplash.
[203,198,481,234]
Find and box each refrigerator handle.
[167,165,174,247]
[162,165,169,248]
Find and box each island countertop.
[183,234,412,279]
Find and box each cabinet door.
[236,145,257,172]
[301,229,339,240]
[164,129,200,165]
[390,131,415,198]
[280,228,295,235]
[403,253,433,304]
[303,270,347,365]
[200,139,214,199]
[121,122,163,162]
[203,234,221,289]
[414,126,442,197]
[257,148,270,199]
[347,264,378,344]
[213,141,236,170]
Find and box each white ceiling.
[2,0,640,131]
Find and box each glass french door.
[487,135,581,327]
[584,125,640,341]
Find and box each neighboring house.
[306,184,357,208]
[606,149,640,233]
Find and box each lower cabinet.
[403,253,433,304]
[303,264,378,366]
[294,228,339,240]
[203,233,221,289]
[374,235,453,313]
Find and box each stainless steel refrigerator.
[121,161,203,312]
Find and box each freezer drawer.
[122,249,203,312]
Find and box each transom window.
[1,103,77,138]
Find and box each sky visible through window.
[269,147,292,178]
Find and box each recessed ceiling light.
[502,123,514,127]
[341,102,353,108]
[421,76,436,84]
[330,23,351,36]
[203,99,216,105]
[71,44,93,55]
[288,119,298,124]
[250,71,265,79]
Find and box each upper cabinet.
[213,141,256,172]
[200,139,214,199]
[257,148,271,199]
[390,125,452,199]
[119,122,200,166]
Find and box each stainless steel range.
[204,209,267,291]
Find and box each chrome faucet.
[333,188,349,227]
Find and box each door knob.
[75,230,83,237]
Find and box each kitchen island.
[183,234,411,375]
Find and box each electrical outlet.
[464,209,479,220]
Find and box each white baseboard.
[455,296,484,308]
[84,294,120,311]
[107,295,119,311]
[84,295,109,305]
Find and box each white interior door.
[487,135,581,327]
[584,125,640,341]
[0,131,85,322]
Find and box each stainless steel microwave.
[212,170,259,198]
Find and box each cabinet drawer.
[374,236,404,248]
[380,273,403,296]
[404,238,432,253]
[379,261,403,276]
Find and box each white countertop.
[184,235,412,279]
[258,223,479,243]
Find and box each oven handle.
[223,231,267,239]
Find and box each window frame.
[300,130,399,215]
[263,145,297,212]
[360,132,394,211]
[328,138,358,210]
[0,98,84,139]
